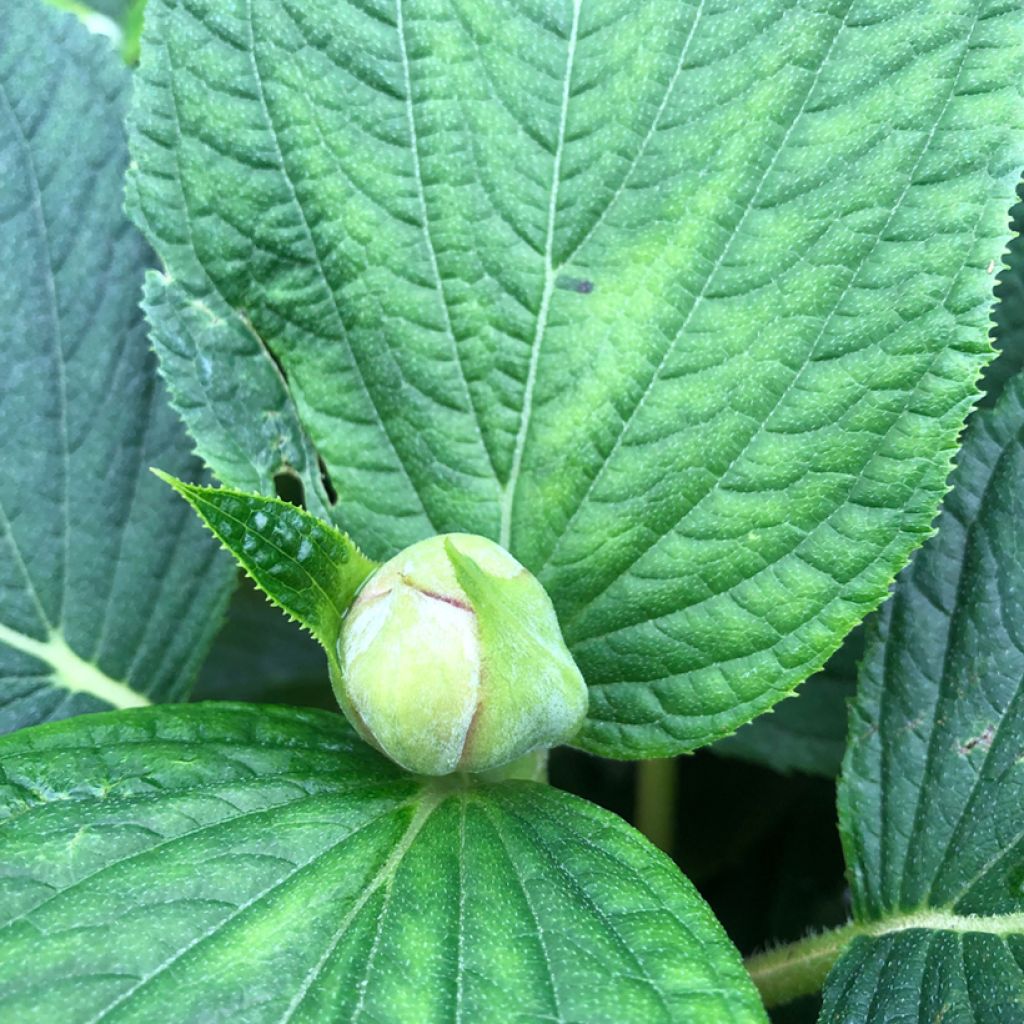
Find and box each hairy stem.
[745,921,860,1008]
[635,758,677,855]
[746,908,1024,1008]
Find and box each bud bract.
[332,533,588,776]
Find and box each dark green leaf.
[156,476,376,652]
[193,579,331,706]
[822,929,1024,1022]
[0,0,232,733]
[821,374,1024,1019]
[0,704,767,1023]
[129,0,1024,757]
[141,273,338,524]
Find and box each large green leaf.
[0,704,767,1023]
[819,374,1024,1019]
[0,0,233,733]
[128,0,1024,757]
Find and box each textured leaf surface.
[141,273,339,523]
[821,375,1024,1019]
[158,477,376,652]
[822,928,1024,1022]
[0,704,767,1023]
[129,0,1024,756]
[0,0,232,733]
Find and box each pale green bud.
[332,533,588,776]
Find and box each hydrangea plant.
[1,1,1023,1021]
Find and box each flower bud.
[332,533,588,776]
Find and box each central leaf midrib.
[279,785,447,1022]
[867,908,1024,939]
[181,483,354,627]
[0,622,150,711]
[498,0,582,550]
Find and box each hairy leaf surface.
[0,0,232,733]
[821,375,1024,1019]
[46,0,148,62]
[130,0,1024,755]
[0,704,767,1023]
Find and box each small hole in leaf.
[274,471,306,508]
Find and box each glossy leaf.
[821,374,1024,1019]
[0,704,768,1023]
[0,0,232,733]
[129,0,1024,756]
[156,476,376,652]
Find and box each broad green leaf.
[712,629,862,779]
[821,927,1024,1022]
[0,704,768,1024]
[819,374,1024,1019]
[156,476,376,652]
[128,0,1024,758]
[0,0,233,733]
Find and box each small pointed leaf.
[156,474,376,651]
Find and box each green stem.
[745,921,861,1008]
[745,908,1024,1008]
[634,758,677,855]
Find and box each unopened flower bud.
[332,533,588,776]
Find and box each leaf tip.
[149,467,189,494]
